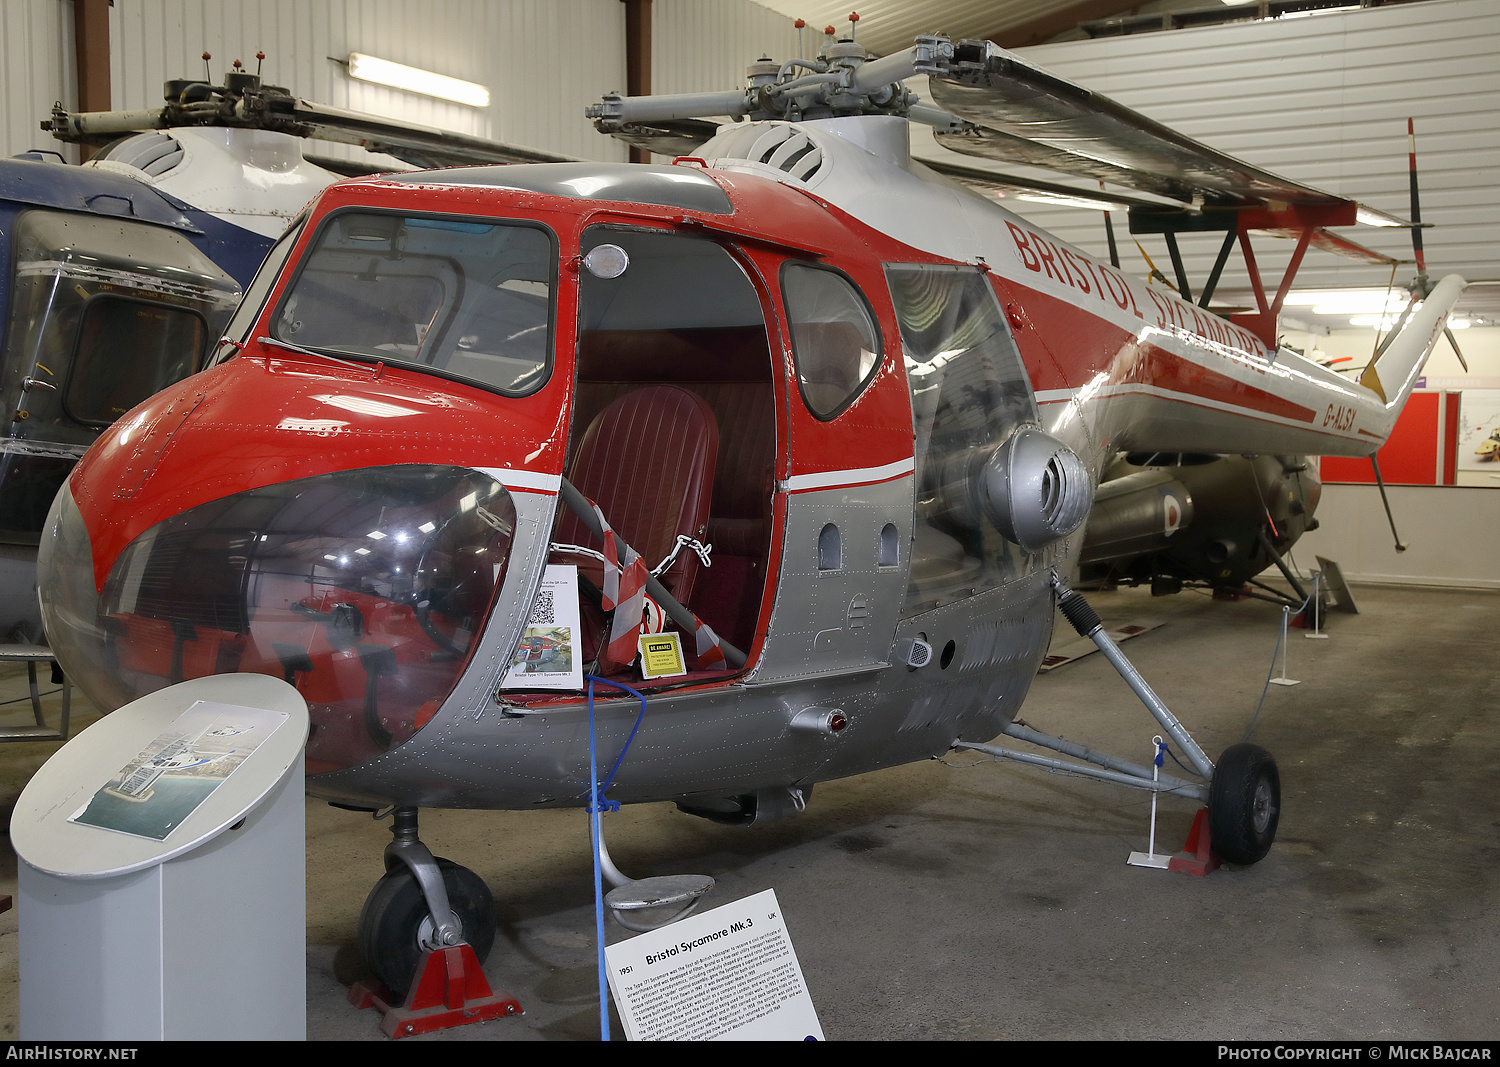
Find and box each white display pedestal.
[12,674,309,1040]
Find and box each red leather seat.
[557,385,719,609]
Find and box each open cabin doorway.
[558,227,779,684]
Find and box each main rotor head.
[586,33,965,154]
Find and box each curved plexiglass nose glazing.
[40,465,516,773]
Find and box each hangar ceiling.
[746,0,1145,54]
[748,0,1431,53]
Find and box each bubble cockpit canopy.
[41,464,517,774]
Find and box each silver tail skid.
[953,572,1282,866]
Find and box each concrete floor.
[0,581,1496,1041]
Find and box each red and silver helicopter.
[37,33,1462,997]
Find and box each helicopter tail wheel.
[358,857,497,998]
[1207,743,1281,865]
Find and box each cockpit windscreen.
[272,212,557,396]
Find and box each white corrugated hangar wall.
[1,0,802,165]
[959,1,1495,589]
[7,0,1491,319]
[923,0,1498,295]
[7,0,1492,264]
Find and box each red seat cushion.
[557,385,719,608]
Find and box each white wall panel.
[652,0,801,98]
[4,0,76,162]
[1296,483,1500,589]
[911,0,1500,298]
[4,1,627,164]
[751,0,1069,58]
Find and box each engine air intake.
[982,428,1093,552]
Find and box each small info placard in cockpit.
[501,564,583,690]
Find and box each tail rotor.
[1370,118,1467,370]
[1403,118,1467,369]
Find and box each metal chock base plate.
[1127,851,1172,869]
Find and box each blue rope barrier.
[583,674,650,1042]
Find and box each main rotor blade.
[46,92,576,170]
[600,117,723,157]
[1446,326,1469,372]
[931,121,1210,205]
[1253,226,1401,266]
[929,40,1357,214]
[916,156,1168,211]
[285,99,576,168]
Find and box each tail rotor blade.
[1409,118,1467,372]
[1446,326,1470,372]
[1407,117,1426,280]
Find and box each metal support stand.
[1270,607,1301,686]
[1304,573,1329,640]
[0,645,71,742]
[1127,738,1172,869]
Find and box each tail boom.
[1080,274,1466,462]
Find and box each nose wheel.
[1207,742,1281,865]
[358,856,497,998]
[349,809,519,1037]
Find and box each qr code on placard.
[529,588,556,625]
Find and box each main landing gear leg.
[349,807,519,1038]
[957,573,1281,867]
[1051,573,1281,865]
[1050,573,1216,779]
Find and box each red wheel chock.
[1168,807,1222,877]
[348,943,523,1039]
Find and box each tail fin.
[1359,273,1466,411]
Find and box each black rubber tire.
[357,857,496,997]
[1208,743,1281,865]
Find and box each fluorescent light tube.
[347,52,489,108]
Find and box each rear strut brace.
[954,572,1212,800]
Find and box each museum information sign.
[604,889,823,1041]
[67,700,289,841]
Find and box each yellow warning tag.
[638,631,687,679]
